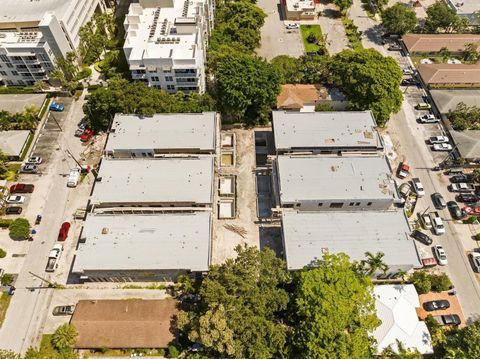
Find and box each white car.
[285,23,299,29]
[67,168,81,188]
[471,252,480,272]
[6,195,25,204]
[412,178,425,197]
[27,156,42,164]
[433,143,453,151]
[403,68,414,75]
[418,114,439,123]
[434,245,448,266]
[428,136,449,144]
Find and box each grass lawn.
[19,133,34,161]
[4,163,21,182]
[300,25,323,53]
[0,292,12,328]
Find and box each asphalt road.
[0,94,90,354]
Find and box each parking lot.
[256,0,304,59]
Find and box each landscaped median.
[300,25,327,55]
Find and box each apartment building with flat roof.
[0,0,102,86]
[123,0,214,93]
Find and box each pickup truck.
[429,212,445,235]
[450,183,475,193]
[67,168,81,188]
[45,244,63,272]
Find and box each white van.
[67,168,81,188]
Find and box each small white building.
[123,0,214,93]
[282,0,315,21]
[105,112,218,157]
[275,155,398,211]
[91,157,214,208]
[373,284,433,355]
[0,0,103,86]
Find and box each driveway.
[317,0,349,54]
[256,0,304,60]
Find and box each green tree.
[440,47,451,62]
[381,3,418,35]
[449,102,480,130]
[361,251,389,276]
[178,246,291,359]
[429,272,452,292]
[329,48,403,126]
[299,55,330,84]
[332,0,353,12]
[424,1,468,33]
[8,218,30,240]
[51,324,78,351]
[291,253,380,358]
[442,320,480,358]
[409,271,432,294]
[370,0,388,12]
[463,42,480,63]
[0,349,20,359]
[315,102,334,111]
[215,52,280,124]
[270,56,303,84]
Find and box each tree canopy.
[9,218,30,240]
[291,253,380,358]
[215,52,280,124]
[178,245,291,359]
[332,0,353,12]
[83,78,215,131]
[424,1,468,33]
[271,55,330,85]
[381,3,418,35]
[449,102,480,130]
[329,48,403,126]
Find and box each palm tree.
[51,323,78,351]
[362,251,389,276]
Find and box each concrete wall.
[281,197,394,212]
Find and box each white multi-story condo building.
[123,0,214,93]
[0,0,102,86]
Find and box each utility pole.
[28,271,55,287]
[66,149,83,168]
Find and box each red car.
[80,129,93,142]
[10,183,34,193]
[58,222,71,241]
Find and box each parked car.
[428,136,449,144]
[397,162,410,179]
[432,192,447,209]
[20,164,38,174]
[388,44,402,51]
[421,212,433,230]
[27,156,42,164]
[412,177,425,197]
[9,183,34,193]
[58,222,71,241]
[416,103,432,110]
[445,167,464,175]
[450,183,475,193]
[433,143,453,151]
[52,305,75,316]
[6,195,25,204]
[78,119,87,129]
[80,129,93,142]
[285,23,299,29]
[433,245,448,265]
[417,114,438,123]
[67,167,81,188]
[401,78,417,86]
[399,182,411,198]
[5,206,22,215]
[439,314,461,326]
[74,128,84,137]
[410,230,433,245]
[403,68,415,75]
[49,101,64,112]
[423,300,450,312]
[470,252,480,272]
[450,174,473,183]
[457,193,479,203]
[447,201,464,220]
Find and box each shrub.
[0,219,13,228]
[157,348,166,356]
[430,272,453,292]
[474,233,480,241]
[1,273,14,286]
[464,216,478,224]
[409,271,431,294]
[8,218,30,240]
[167,345,180,358]
[0,248,6,258]
[307,32,318,44]
[51,324,78,351]
[75,67,92,80]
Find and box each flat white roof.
[72,212,211,273]
[277,155,396,203]
[91,157,214,205]
[0,0,73,23]
[281,211,422,270]
[0,94,47,114]
[272,110,381,151]
[0,130,30,156]
[374,284,433,354]
[105,112,216,153]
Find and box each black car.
[5,206,22,215]
[401,78,417,86]
[410,230,433,245]
[447,201,464,220]
[424,300,450,311]
[441,314,461,326]
[450,174,474,183]
[457,193,479,203]
[432,192,447,209]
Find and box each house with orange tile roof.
[276,84,347,112]
[417,64,480,88]
[402,34,480,54]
